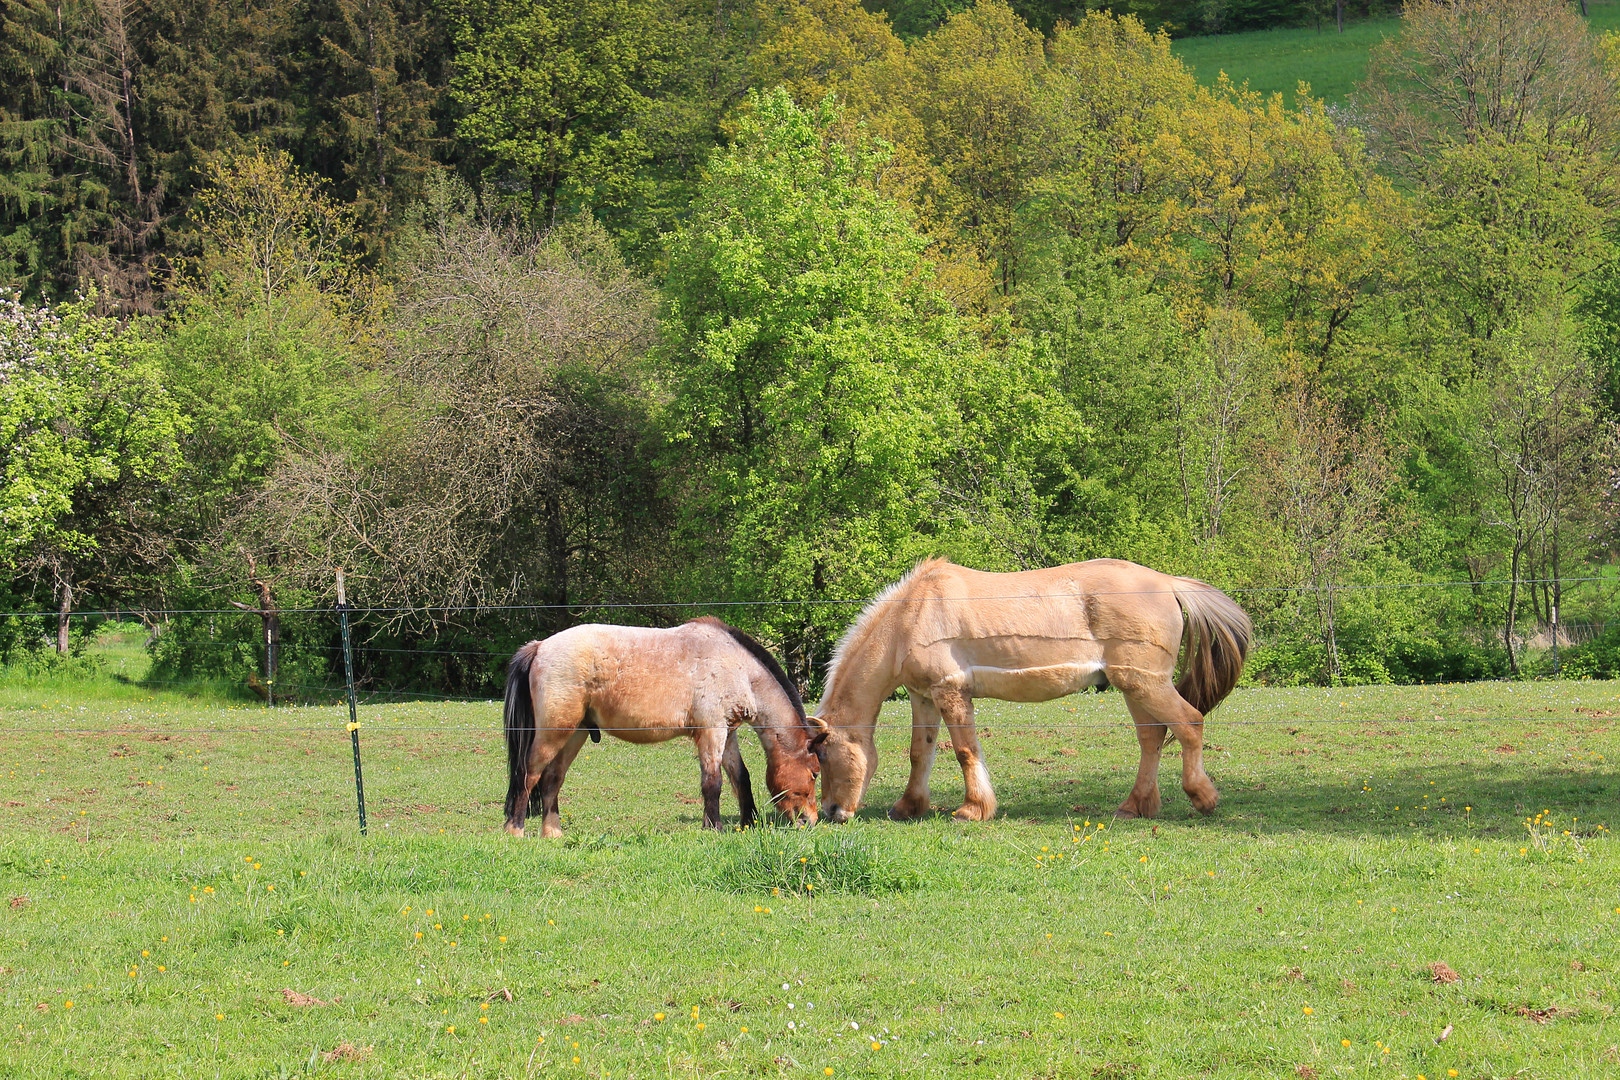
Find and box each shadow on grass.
[853,761,1617,840]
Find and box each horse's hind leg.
[722,729,757,828]
[535,728,590,839]
[1123,681,1218,816]
[891,694,941,820]
[1116,695,1166,819]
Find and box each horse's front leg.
[891,694,941,820]
[721,729,757,828]
[935,681,996,822]
[695,728,727,832]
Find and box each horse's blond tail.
[1171,578,1252,716]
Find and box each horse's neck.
[822,631,897,729]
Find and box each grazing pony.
[503,617,820,837]
[807,558,1251,823]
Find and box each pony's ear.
[804,715,830,755]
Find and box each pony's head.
[764,720,821,824]
[805,713,874,824]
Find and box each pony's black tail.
[503,643,538,828]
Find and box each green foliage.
[0,293,183,570]
[451,0,664,223]
[661,90,953,611]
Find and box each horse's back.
[529,622,752,739]
[902,559,1181,645]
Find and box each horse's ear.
[805,715,829,755]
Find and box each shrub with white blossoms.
[0,292,183,568]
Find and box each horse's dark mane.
[689,617,807,721]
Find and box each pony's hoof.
[540,824,564,839]
[1192,794,1219,816]
[950,802,993,822]
[505,823,525,838]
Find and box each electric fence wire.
[3,573,1616,620]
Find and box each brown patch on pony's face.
[765,753,820,824]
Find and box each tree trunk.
[56,573,73,655]
[1320,579,1342,683]
[542,491,569,634]
[1504,544,1522,677]
[232,549,280,702]
[1337,0,1345,33]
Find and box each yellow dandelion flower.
[499,936,507,943]
[697,1022,706,1031]
[825,1070,834,1076]
[1341,1040,1350,1047]
[1303,1006,1313,1015]
[573,1057,581,1064]
[157,966,165,972]
[871,1041,881,1050]
[415,932,423,939]
[1053,1011,1064,1018]
[447,1025,455,1034]
[741,1026,748,1033]
[63,1001,72,1010]
[215,1013,224,1021]
[481,1003,489,1011]
[480,1017,488,1024]
[654,1013,665,1022]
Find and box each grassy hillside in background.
[1173,2,1620,109]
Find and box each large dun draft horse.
[807,558,1252,823]
[502,617,820,837]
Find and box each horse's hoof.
[505,823,525,838]
[1113,807,1139,820]
[890,797,931,821]
[951,802,992,822]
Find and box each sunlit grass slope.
[1173,3,1620,110]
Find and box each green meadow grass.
[1172,2,1620,110]
[1,672,1616,1078]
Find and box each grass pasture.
[1,676,1617,1079]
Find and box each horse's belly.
[968,663,1103,702]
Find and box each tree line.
[3,0,1619,696]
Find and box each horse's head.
[764,728,820,824]
[805,713,874,824]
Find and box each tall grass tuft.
[709,825,919,897]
